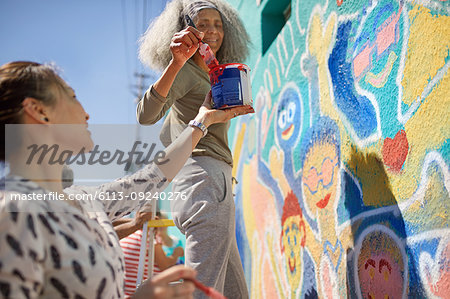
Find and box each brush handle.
[191,279,209,293]
[184,15,219,69]
[187,278,227,299]
[185,15,197,29]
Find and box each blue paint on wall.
[328,21,378,140]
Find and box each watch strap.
[189,120,208,137]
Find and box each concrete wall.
[227,0,449,297]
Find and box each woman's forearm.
[157,125,204,182]
[154,244,178,270]
[153,60,183,98]
[112,218,132,226]
[136,59,184,125]
[114,220,140,240]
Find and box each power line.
[135,0,140,73]
[143,0,148,33]
[132,0,152,101]
[132,72,152,102]
[121,0,132,95]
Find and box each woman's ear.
[22,97,50,124]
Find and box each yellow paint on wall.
[242,164,257,246]
[308,12,338,122]
[402,167,450,231]
[268,148,290,195]
[250,234,261,299]
[402,5,450,106]
[389,5,450,200]
[265,232,288,299]
[232,123,247,180]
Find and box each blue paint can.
[209,63,253,109]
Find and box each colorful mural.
[228,0,449,297]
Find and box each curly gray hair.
[139,0,250,71]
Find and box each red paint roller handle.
[186,278,227,299]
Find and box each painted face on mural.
[359,253,404,299]
[302,142,340,216]
[275,86,302,150]
[282,215,306,289]
[357,230,405,299]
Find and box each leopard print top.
[0,163,167,298]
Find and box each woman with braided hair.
[137,0,251,297]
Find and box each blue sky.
[0,0,167,124]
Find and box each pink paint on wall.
[429,241,450,298]
[322,258,335,298]
[353,43,375,78]
[263,258,279,298]
[376,9,402,56]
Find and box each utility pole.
[126,71,152,174]
[133,72,151,104]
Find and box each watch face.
[190,120,207,136]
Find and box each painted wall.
[227,0,449,297]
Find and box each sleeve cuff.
[145,162,167,185]
[149,86,168,104]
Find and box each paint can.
[209,63,253,109]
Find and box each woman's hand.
[194,91,255,127]
[131,210,153,229]
[170,27,204,68]
[131,202,155,229]
[132,265,196,299]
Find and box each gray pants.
[171,156,248,299]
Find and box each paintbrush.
[185,15,220,69]
[187,278,228,299]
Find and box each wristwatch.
[189,120,208,137]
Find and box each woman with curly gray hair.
[136,0,251,298]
